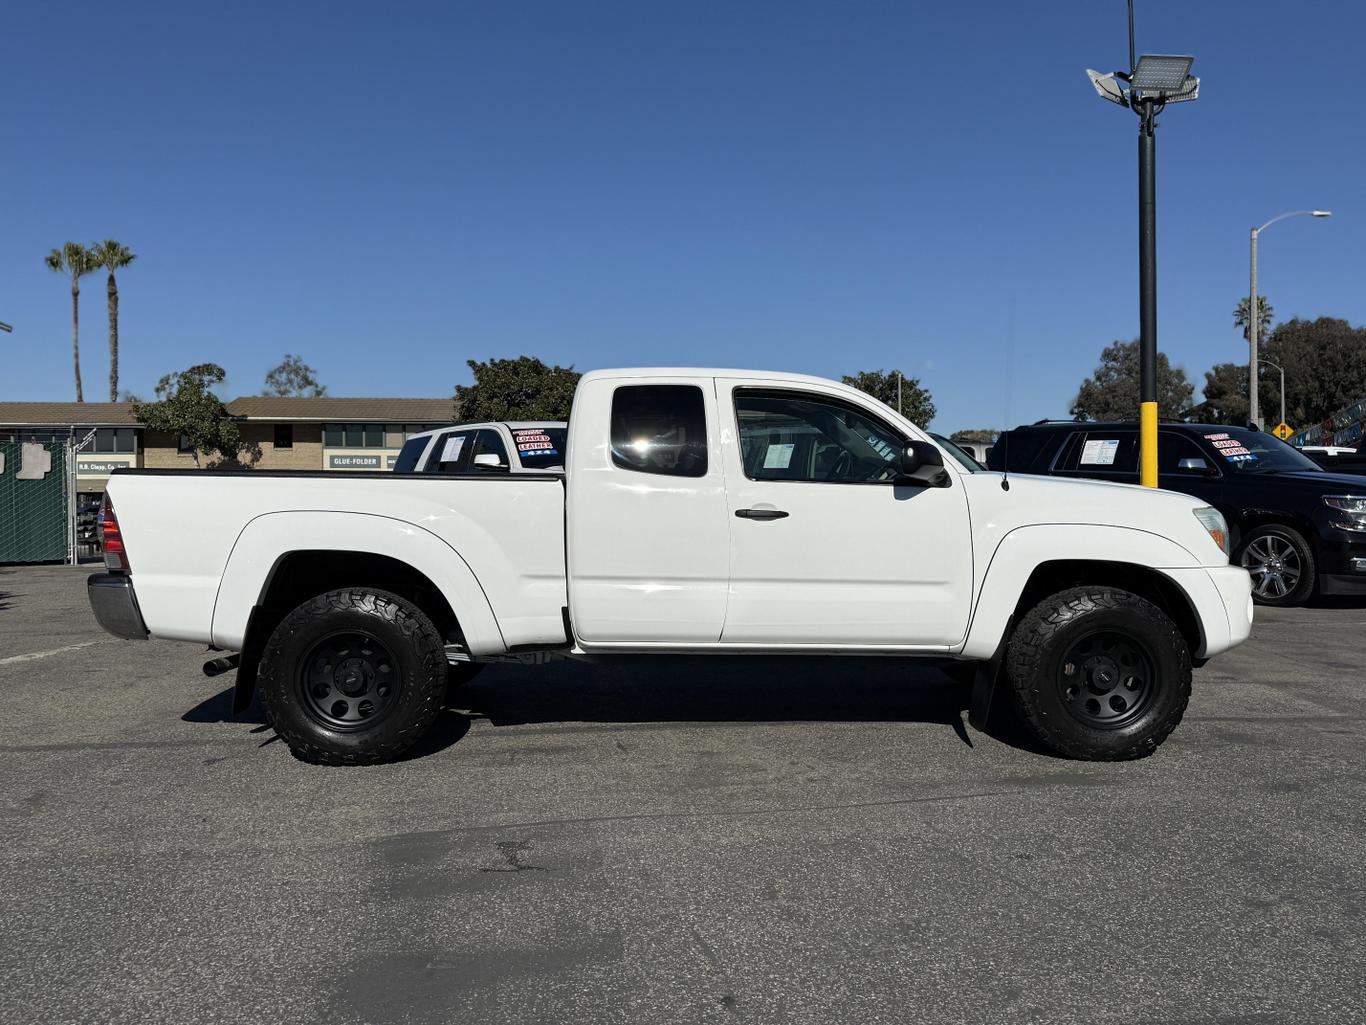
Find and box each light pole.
[1249,210,1331,429]
[1087,4,1199,487]
[1259,357,1286,431]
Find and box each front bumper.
[1162,565,1254,659]
[1317,537,1366,595]
[87,573,149,640]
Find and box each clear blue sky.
[3,0,1362,431]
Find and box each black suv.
[987,421,1366,606]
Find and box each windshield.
[1196,427,1322,474]
[930,433,983,471]
[510,427,568,470]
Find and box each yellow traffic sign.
[1273,422,1293,440]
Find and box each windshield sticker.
[763,443,795,469]
[440,435,466,463]
[1080,438,1119,465]
[1204,433,1230,441]
[513,430,557,456]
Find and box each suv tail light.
[100,495,131,572]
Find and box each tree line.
[1071,298,1366,429]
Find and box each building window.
[274,424,294,449]
[93,427,137,454]
[324,423,389,448]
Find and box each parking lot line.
[0,640,102,666]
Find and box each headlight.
[1324,495,1366,532]
[1193,506,1228,556]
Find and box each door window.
[469,429,510,471]
[610,385,708,477]
[425,430,474,473]
[734,390,904,483]
[1158,433,1217,475]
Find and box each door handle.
[735,508,789,521]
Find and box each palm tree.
[90,240,137,402]
[1234,295,1274,343]
[44,243,98,402]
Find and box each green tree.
[455,356,581,421]
[949,428,997,444]
[1234,295,1274,343]
[264,354,327,396]
[1070,340,1194,421]
[89,240,137,403]
[1262,317,1366,426]
[1193,362,1249,426]
[131,363,249,467]
[841,369,936,426]
[44,242,98,402]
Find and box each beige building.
[0,396,455,497]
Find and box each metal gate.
[0,441,71,563]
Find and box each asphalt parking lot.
[2,564,1364,1025]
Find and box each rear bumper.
[87,573,149,640]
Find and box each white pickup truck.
[88,368,1253,765]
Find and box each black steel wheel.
[299,631,400,731]
[1056,630,1155,730]
[1008,586,1191,761]
[1237,524,1315,606]
[258,588,447,766]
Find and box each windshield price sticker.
[1080,438,1120,465]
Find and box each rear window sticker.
[1080,438,1120,465]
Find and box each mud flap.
[968,616,1012,733]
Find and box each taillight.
[100,495,131,572]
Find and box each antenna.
[1000,297,1015,491]
[1128,0,1136,75]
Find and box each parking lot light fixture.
[1086,5,1199,488]
[1249,211,1332,429]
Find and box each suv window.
[610,385,708,477]
[469,429,510,471]
[1056,430,1138,477]
[393,435,431,473]
[1158,432,1216,475]
[425,430,474,473]
[735,390,905,483]
[510,427,568,470]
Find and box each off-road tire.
[1007,587,1191,761]
[258,588,447,766]
[1236,523,1316,607]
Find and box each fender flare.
[210,510,505,654]
[959,523,1208,660]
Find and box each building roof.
[0,397,456,427]
[0,402,139,427]
[225,396,456,422]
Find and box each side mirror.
[1177,457,1215,474]
[472,453,507,471]
[898,440,950,487]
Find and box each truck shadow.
[184,657,1045,759]
[446,656,1044,756]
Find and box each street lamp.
[1259,357,1286,432]
[1249,210,1331,429]
[1087,5,1200,487]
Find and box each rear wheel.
[1007,587,1191,761]
[258,588,447,765]
[1237,524,1315,606]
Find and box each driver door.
[716,379,973,648]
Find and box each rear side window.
[610,385,708,477]
[392,435,430,473]
[1057,431,1139,476]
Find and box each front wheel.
[258,588,448,765]
[1007,587,1191,761]
[1237,524,1315,606]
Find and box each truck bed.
[105,469,568,652]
